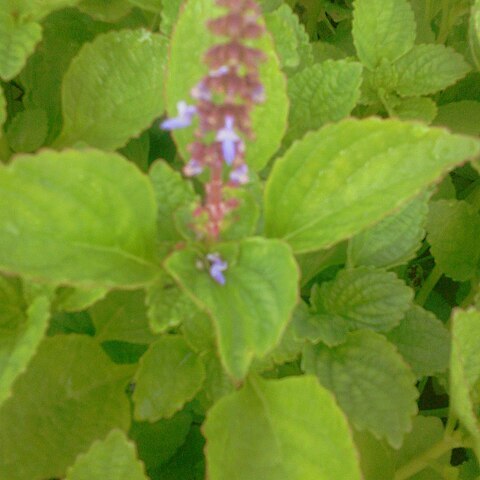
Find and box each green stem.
[420,407,449,418]
[394,433,462,480]
[437,0,451,44]
[416,265,443,306]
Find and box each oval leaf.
[57,29,168,150]
[165,237,299,379]
[0,149,159,287]
[203,375,362,480]
[264,118,480,254]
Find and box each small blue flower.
[216,116,240,165]
[183,159,204,177]
[160,101,197,130]
[229,163,249,185]
[207,253,228,285]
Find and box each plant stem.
[394,433,462,480]
[416,265,443,306]
[420,407,449,418]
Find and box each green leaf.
[6,108,48,153]
[348,190,430,269]
[165,0,288,171]
[427,199,480,281]
[352,0,416,69]
[149,160,196,242]
[294,310,349,347]
[90,290,157,344]
[303,330,418,448]
[394,44,471,97]
[57,29,168,150]
[54,286,108,313]
[434,100,480,136]
[313,267,413,333]
[0,335,131,480]
[469,0,480,70]
[165,238,299,379]
[77,0,132,22]
[146,275,199,334]
[66,429,148,480]
[160,0,183,35]
[0,279,50,406]
[129,411,192,473]
[203,375,362,480]
[128,0,161,13]
[353,431,395,480]
[386,305,450,378]
[133,336,205,421]
[450,308,480,460]
[0,149,159,287]
[0,12,42,81]
[7,0,81,21]
[0,85,5,132]
[264,118,480,254]
[392,96,438,124]
[284,60,363,146]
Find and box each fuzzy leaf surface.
[203,376,362,480]
[386,306,450,378]
[394,44,471,97]
[165,0,288,171]
[0,150,159,287]
[57,29,167,150]
[0,335,131,480]
[165,238,299,379]
[352,0,416,69]
[303,330,418,448]
[264,118,480,253]
[315,267,413,332]
[285,60,362,146]
[133,336,205,421]
[66,430,148,480]
[348,191,429,268]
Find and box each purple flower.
[191,81,211,101]
[207,253,228,285]
[216,115,240,165]
[210,65,229,77]
[160,101,197,130]
[230,163,249,185]
[183,159,204,177]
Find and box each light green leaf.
[165,238,299,379]
[160,0,183,35]
[392,96,438,124]
[0,335,131,480]
[7,0,81,21]
[203,375,362,480]
[77,0,132,22]
[146,275,199,334]
[313,267,413,332]
[66,430,148,480]
[128,0,161,13]
[54,286,108,313]
[0,279,50,406]
[394,44,471,97]
[264,118,480,254]
[90,290,157,344]
[386,305,450,378]
[434,100,480,136]
[57,29,167,150]
[427,199,480,281]
[149,160,196,242]
[6,108,48,153]
[303,330,418,448]
[353,431,395,480]
[294,310,349,347]
[348,190,430,269]
[166,0,288,171]
[469,0,480,70]
[352,0,416,69]
[0,149,159,287]
[265,4,312,71]
[0,12,42,81]
[450,308,480,460]
[133,336,205,421]
[284,60,362,146]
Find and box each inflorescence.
[161,0,266,285]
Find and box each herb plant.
[1,0,480,478]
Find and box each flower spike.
[160,101,197,130]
